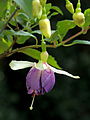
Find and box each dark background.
[0,0,90,120]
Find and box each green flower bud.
[40,0,47,6]
[40,51,49,62]
[66,0,74,14]
[32,0,42,19]
[39,18,51,38]
[73,12,85,27]
[73,0,85,27]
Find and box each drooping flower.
[9,60,80,96]
[9,51,80,110]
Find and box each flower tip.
[74,76,80,79]
[9,60,15,70]
[72,75,80,79]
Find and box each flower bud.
[39,18,51,38]
[66,0,74,14]
[32,0,42,19]
[40,51,48,62]
[73,0,85,27]
[40,0,47,6]
[73,12,85,27]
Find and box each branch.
[62,30,83,44]
[57,26,90,46]
[0,44,55,59]
[57,30,83,47]
[0,7,19,34]
[0,27,90,59]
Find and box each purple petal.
[26,67,41,94]
[41,69,55,93]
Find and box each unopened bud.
[39,18,51,38]
[73,12,85,27]
[73,0,85,27]
[40,51,48,62]
[66,0,74,14]
[32,0,42,19]
[40,0,47,6]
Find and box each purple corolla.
[26,65,55,95]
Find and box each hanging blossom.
[9,51,80,110]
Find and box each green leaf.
[9,18,17,26]
[19,48,61,69]
[10,30,34,36]
[0,30,13,54]
[31,30,42,35]
[19,48,40,60]
[5,35,13,47]
[16,13,29,27]
[0,21,5,37]
[45,3,52,15]
[64,40,90,46]
[51,6,63,15]
[57,20,76,41]
[13,0,32,18]
[84,9,90,27]
[17,36,30,44]
[48,55,61,69]
[49,12,59,18]
[8,3,17,26]
[0,39,8,54]
[0,21,5,28]
[50,30,61,42]
[45,4,63,16]
[0,0,8,18]
[12,30,37,44]
[3,30,37,44]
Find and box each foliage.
[0,0,90,66]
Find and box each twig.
[0,30,86,59]
[0,44,55,59]
[63,30,83,44]
[0,27,90,59]
[57,26,90,47]
[0,7,19,34]
[57,30,83,47]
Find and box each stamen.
[29,94,35,110]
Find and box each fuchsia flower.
[9,51,80,110]
[10,60,80,95]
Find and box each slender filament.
[29,94,35,110]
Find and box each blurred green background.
[0,0,90,120]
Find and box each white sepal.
[9,60,35,70]
[48,65,80,79]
